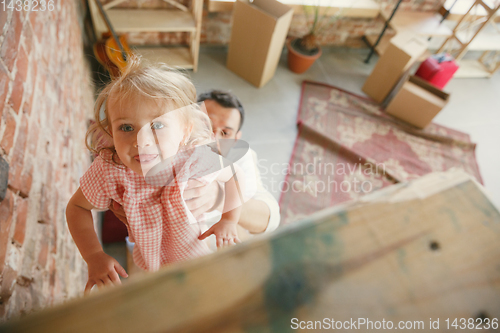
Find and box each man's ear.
[236,130,242,140]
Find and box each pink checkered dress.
[80,146,222,271]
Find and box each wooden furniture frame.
[208,0,380,17]
[437,0,500,78]
[89,0,203,72]
[363,2,453,61]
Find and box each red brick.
[33,12,47,45]
[7,46,29,116]
[0,155,8,202]
[12,197,28,245]
[0,66,9,120]
[22,23,34,56]
[37,225,50,268]
[26,11,39,42]
[0,11,23,72]
[0,7,7,32]
[0,110,17,154]
[51,215,57,254]
[8,70,24,114]
[22,93,32,117]
[28,6,37,29]
[16,119,38,196]
[25,119,39,157]
[41,35,52,68]
[49,256,55,287]
[23,62,37,117]
[0,190,14,273]
[0,265,17,305]
[39,160,54,223]
[8,114,29,192]
[19,160,33,197]
[15,47,29,82]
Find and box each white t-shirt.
[203,148,281,233]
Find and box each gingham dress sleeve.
[80,156,112,210]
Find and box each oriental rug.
[279,81,483,225]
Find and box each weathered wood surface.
[1,169,499,333]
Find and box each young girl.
[66,57,245,293]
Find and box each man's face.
[203,99,242,141]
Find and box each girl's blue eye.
[120,124,134,132]
[151,122,164,130]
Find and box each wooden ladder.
[437,0,500,77]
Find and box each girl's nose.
[135,127,156,148]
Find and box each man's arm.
[239,199,270,233]
[235,149,280,234]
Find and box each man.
[110,90,280,241]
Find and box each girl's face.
[107,94,188,176]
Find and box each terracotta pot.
[286,39,322,74]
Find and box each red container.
[415,55,459,89]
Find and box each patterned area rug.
[279,81,483,225]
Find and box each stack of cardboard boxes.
[362,32,450,129]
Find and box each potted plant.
[287,5,338,74]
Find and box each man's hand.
[84,251,128,295]
[184,179,222,220]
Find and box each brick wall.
[0,0,95,321]
[101,0,446,47]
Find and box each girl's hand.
[198,221,241,249]
[84,251,128,295]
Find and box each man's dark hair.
[197,90,245,131]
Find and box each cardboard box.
[362,32,428,103]
[226,0,293,88]
[386,75,450,128]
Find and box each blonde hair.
[86,55,214,164]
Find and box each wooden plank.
[88,0,107,39]
[190,0,203,72]
[2,169,500,332]
[162,0,189,12]
[208,0,234,12]
[208,0,380,17]
[439,0,495,21]
[454,59,493,77]
[457,30,500,50]
[382,10,454,37]
[135,46,194,69]
[106,9,196,32]
[102,0,127,10]
[364,33,431,61]
[364,33,394,56]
